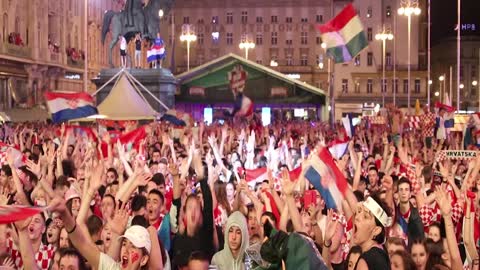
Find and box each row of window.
[341,79,422,94]
[184,13,324,25]
[182,5,397,26]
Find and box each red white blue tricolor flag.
[304,148,349,210]
[44,91,98,123]
[147,38,166,63]
[316,3,368,63]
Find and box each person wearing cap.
[211,211,249,270]
[47,197,163,270]
[352,194,392,270]
[65,187,81,219]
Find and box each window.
[256,59,263,64]
[386,6,391,17]
[471,65,477,79]
[212,32,220,45]
[286,17,293,23]
[403,79,409,93]
[367,6,372,18]
[271,32,278,45]
[197,19,204,24]
[460,65,464,79]
[354,55,360,66]
[286,39,293,46]
[300,32,308,45]
[271,16,278,23]
[256,34,263,45]
[472,86,477,97]
[241,11,248,24]
[212,16,218,24]
[381,79,387,93]
[367,79,373,93]
[316,36,321,45]
[301,18,308,23]
[226,13,233,24]
[414,79,421,93]
[393,79,398,93]
[286,55,293,66]
[316,15,323,23]
[3,13,7,42]
[183,17,190,24]
[226,33,233,45]
[367,52,373,66]
[386,52,392,66]
[367,28,372,41]
[300,55,308,66]
[354,81,360,93]
[342,79,348,93]
[198,33,204,45]
[256,16,263,23]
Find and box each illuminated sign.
[286,74,300,79]
[461,24,476,31]
[65,74,81,80]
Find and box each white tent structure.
[88,69,169,120]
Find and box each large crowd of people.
[0,105,479,270]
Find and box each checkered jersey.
[7,238,56,270]
[399,163,420,194]
[418,201,463,230]
[420,113,436,137]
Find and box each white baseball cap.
[118,225,151,254]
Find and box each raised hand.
[324,209,339,243]
[281,169,295,196]
[434,187,452,217]
[107,204,129,235]
[1,257,16,270]
[25,159,41,177]
[0,187,11,206]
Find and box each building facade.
[0,0,123,112]
[161,0,428,118]
[431,35,480,111]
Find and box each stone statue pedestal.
[92,68,177,114]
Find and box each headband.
[363,197,392,227]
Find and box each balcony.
[0,42,32,59]
[67,58,85,69]
[275,65,313,74]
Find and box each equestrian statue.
[101,0,174,67]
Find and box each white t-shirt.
[98,253,120,270]
[120,38,127,50]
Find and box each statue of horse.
[101,0,174,67]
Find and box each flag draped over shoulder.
[0,205,46,224]
[44,92,98,123]
[316,3,368,63]
[304,148,349,210]
[0,142,26,168]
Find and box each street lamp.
[398,0,421,112]
[473,80,478,86]
[375,28,394,107]
[239,40,255,60]
[158,9,164,18]
[459,83,464,89]
[270,60,278,67]
[439,74,446,102]
[180,24,197,71]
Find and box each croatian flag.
[0,205,46,224]
[304,148,349,210]
[233,93,254,117]
[341,114,355,138]
[161,109,192,127]
[44,92,98,123]
[238,167,267,187]
[328,137,350,160]
[434,94,455,129]
[0,142,26,168]
[147,38,166,63]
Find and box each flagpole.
[456,0,461,111]
[449,66,453,107]
[84,0,88,92]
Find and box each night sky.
[431,0,480,44]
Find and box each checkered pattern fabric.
[407,116,421,129]
[7,238,56,270]
[419,201,463,230]
[399,163,420,194]
[420,113,436,137]
[367,116,387,125]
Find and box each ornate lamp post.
[398,0,421,112]
[180,24,197,71]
